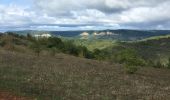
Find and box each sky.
[0,0,170,31]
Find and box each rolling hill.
[0,48,170,99]
[0,32,170,99]
[128,37,170,62]
[9,29,170,41]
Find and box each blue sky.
[0,0,32,6]
[0,0,170,31]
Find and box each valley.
[1,0,170,99]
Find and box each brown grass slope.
[0,91,32,100]
[0,49,170,100]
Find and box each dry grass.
[0,91,32,100]
[0,49,170,100]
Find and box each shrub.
[77,46,94,59]
[47,37,63,48]
[93,49,109,60]
[27,33,35,41]
[1,35,15,51]
[30,41,42,56]
[6,32,25,39]
[153,61,163,68]
[124,65,138,74]
[49,47,59,56]
[114,49,146,66]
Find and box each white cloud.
[34,0,167,15]
[0,0,170,31]
[32,0,170,30]
[0,4,32,26]
[120,1,170,23]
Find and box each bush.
[124,65,138,74]
[153,61,163,68]
[6,32,25,39]
[49,47,59,56]
[93,49,110,60]
[114,49,146,66]
[61,41,79,56]
[47,37,63,48]
[77,46,94,58]
[30,41,42,56]
[1,35,15,51]
[28,38,94,58]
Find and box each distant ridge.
[7,29,170,41]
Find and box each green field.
[73,39,117,51]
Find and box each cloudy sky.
[0,0,170,31]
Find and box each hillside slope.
[0,49,170,100]
[122,37,170,64]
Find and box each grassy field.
[0,48,170,100]
[74,39,117,51]
[139,34,170,41]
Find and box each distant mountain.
[9,29,170,41]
